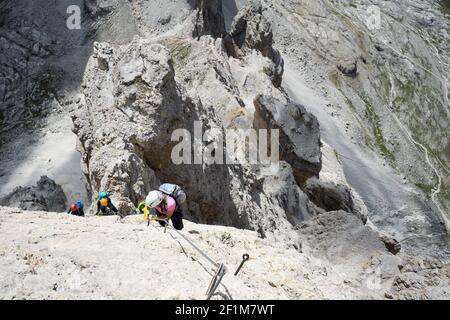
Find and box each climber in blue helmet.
[96,191,118,215]
[97,191,109,200]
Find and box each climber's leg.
[171,210,184,230]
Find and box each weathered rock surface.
[387,255,450,299]
[2,207,448,300]
[68,1,353,247]
[380,234,402,255]
[192,0,227,39]
[0,0,95,145]
[259,0,450,258]
[304,178,354,213]
[0,0,449,301]
[253,94,321,184]
[300,210,386,262]
[0,176,67,212]
[224,2,284,87]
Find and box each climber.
[136,201,146,215]
[67,201,84,217]
[145,183,186,230]
[96,191,118,215]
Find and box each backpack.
[158,183,186,205]
[75,201,83,209]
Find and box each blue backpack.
[158,183,186,205]
[75,201,83,209]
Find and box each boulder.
[304,177,354,213]
[380,234,402,255]
[253,95,322,185]
[0,176,67,212]
[337,59,358,77]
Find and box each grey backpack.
[159,183,186,205]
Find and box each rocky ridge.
[68,1,359,249]
[1,206,448,300]
[0,0,449,300]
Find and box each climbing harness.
[234,253,250,276]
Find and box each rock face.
[71,32,325,244]
[0,0,391,248]
[380,235,402,255]
[2,207,448,300]
[304,178,354,213]
[1,0,448,301]
[192,0,227,39]
[0,0,95,146]
[387,255,450,300]
[68,1,359,247]
[259,0,450,259]
[299,210,387,263]
[224,2,284,87]
[253,95,321,185]
[0,176,67,212]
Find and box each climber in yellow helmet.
[96,191,118,215]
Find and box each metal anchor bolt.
[234,253,250,276]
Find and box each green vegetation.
[440,184,450,203]
[415,183,434,195]
[393,79,417,107]
[331,70,395,162]
[441,0,450,17]
[394,76,449,175]
[397,79,416,98]
[366,107,396,162]
[360,94,396,163]
[377,71,392,99]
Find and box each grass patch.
[377,70,392,98]
[361,96,396,163]
[441,0,450,17]
[440,184,450,203]
[397,79,416,98]
[393,82,415,107]
[415,183,434,195]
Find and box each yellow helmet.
[100,198,108,207]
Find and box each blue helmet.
[75,201,83,209]
[98,191,109,200]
